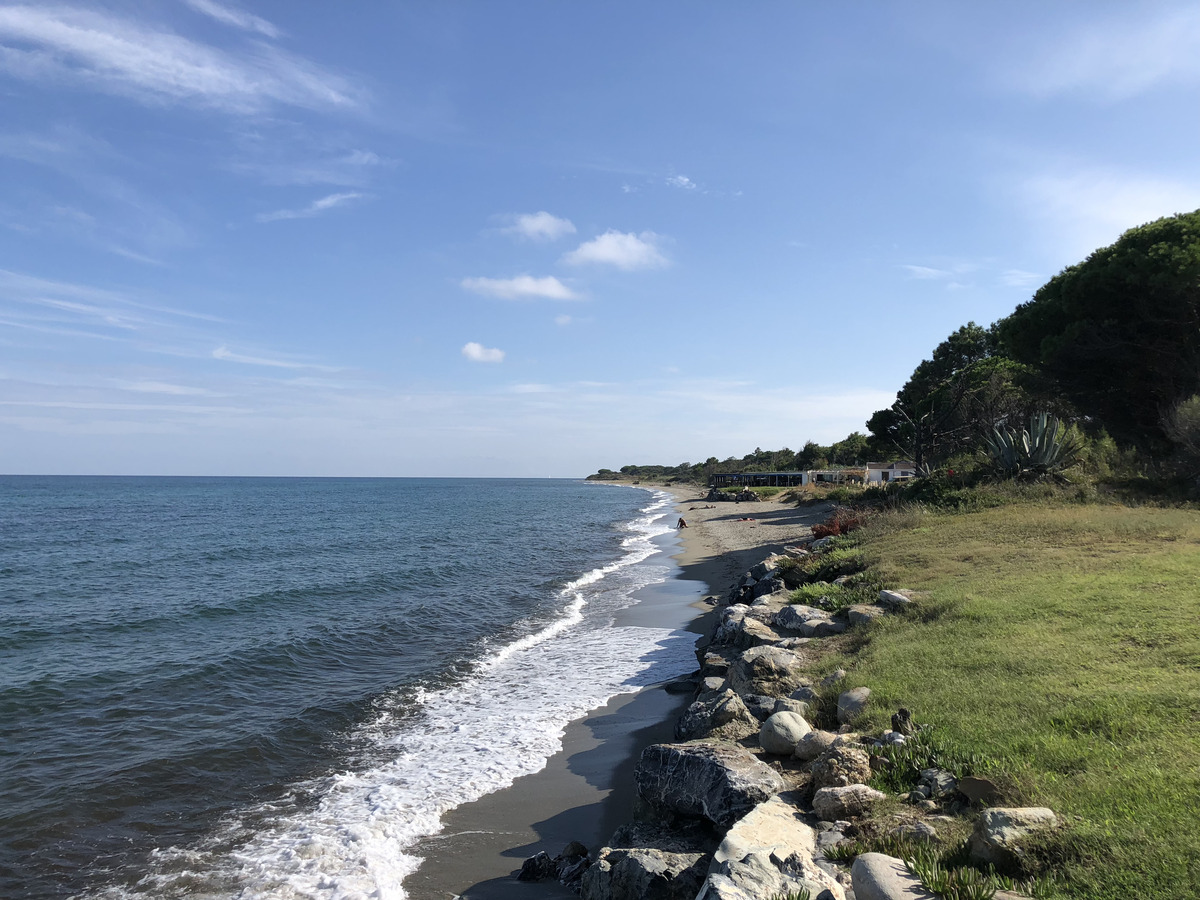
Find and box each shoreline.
[406,483,831,900]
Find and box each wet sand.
[405,485,831,900]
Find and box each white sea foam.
[103,488,691,900]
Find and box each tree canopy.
[997,209,1200,449]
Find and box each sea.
[0,476,698,900]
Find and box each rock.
[811,536,835,550]
[773,697,810,717]
[817,829,847,851]
[730,645,809,698]
[698,850,845,900]
[711,605,752,646]
[581,847,708,900]
[881,731,906,746]
[742,694,779,722]
[701,652,732,676]
[712,795,816,866]
[752,577,785,599]
[851,852,938,900]
[559,854,591,887]
[774,604,833,635]
[607,819,715,855]
[701,676,727,695]
[793,729,839,762]
[790,682,820,702]
[888,822,937,843]
[813,784,887,821]
[664,677,698,694]
[968,807,1058,867]
[696,854,844,897]
[521,841,592,887]
[712,605,792,649]
[890,708,915,736]
[837,687,871,725]
[759,711,812,754]
[675,690,760,742]
[811,745,872,789]
[776,637,812,651]
[958,775,1001,805]
[635,742,785,828]
[518,851,557,882]
[848,604,887,626]
[741,616,792,646]
[562,840,590,859]
[748,559,779,581]
[877,590,912,611]
[918,768,957,798]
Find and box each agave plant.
[982,413,1081,480]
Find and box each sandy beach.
[406,485,831,900]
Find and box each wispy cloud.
[255,191,362,223]
[562,230,669,270]
[115,379,218,396]
[0,5,361,113]
[462,341,504,363]
[499,211,576,242]
[1000,269,1040,288]
[1004,7,1200,100]
[666,174,697,191]
[181,0,280,39]
[212,345,338,370]
[902,264,949,280]
[461,275,580,301]
[554,314,572,326]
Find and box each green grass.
[829,504,1200,899]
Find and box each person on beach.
[677,517,688,528]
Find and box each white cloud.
[500,211,576,242]
[462,342,504,363]
[1000,269,1040,288]
[117,379,216,396]
[212,345,337,370]
[181,0,279,38]
[0,5,359,113]
[1018,168,1200,262]
[256,192,362,223]
[461,275,580,301]
[554,314,572,326]
[1006,7,1200,100]
[902,264,949,280]
[666,174,697,190]
[510,383,557,393]
[562,230,668,270]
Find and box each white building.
[865,461,917,484]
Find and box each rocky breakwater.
[521,542,1060,900]
[575,545,886,900]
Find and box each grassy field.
[822,503,1200,899]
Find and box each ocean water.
[0,477,696,900]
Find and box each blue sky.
[3,2,1200,476]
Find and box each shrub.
[812,505,874,537]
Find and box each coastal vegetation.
[590,209,1200,497]
[585,211,1200,899]
[813,504,1200,899]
